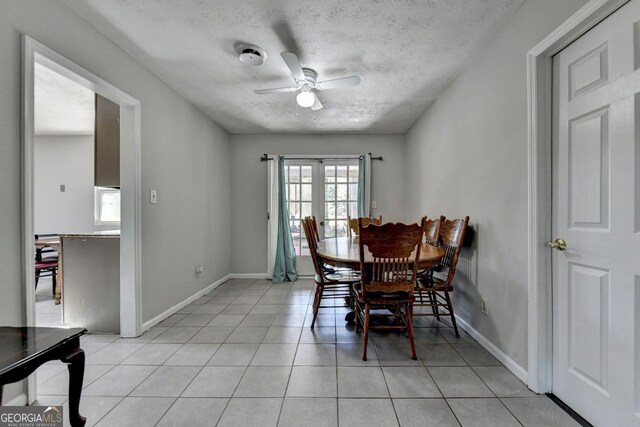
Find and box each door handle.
[546,238,567,251]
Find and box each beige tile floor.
[31,278,580,426]
[35,277,65,327]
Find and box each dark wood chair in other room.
[414,216,470,338]
[304,218,360,329]
[355,220,423,361]
[347,215,382,239]
[35,234,59,296]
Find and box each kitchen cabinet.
[94,94,120,188]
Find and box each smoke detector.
[236,44,266,66]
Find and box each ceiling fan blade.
[254,87,298,95]
[316,75,361,90]
[311,92,323,111]
[281,51,305,80]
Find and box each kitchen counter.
[61,234,120,333]
[59,230,120,238]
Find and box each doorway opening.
[32,61,99,328]
[283,159,360,275]
[22,36,142,403]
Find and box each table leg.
[62,349,86,427]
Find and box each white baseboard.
[4,393,27,406]
[455,315,529,384]
[141,274,232,332]
[228,273,268,279]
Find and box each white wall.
[34,135,119,234]
[0,0,230,403]
[230,134,405,274]
[404,0,588,370]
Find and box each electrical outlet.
[195,265,203,278]
[60,184,66,192]
[481,298,489,315]
[371,200,377,209]
[150,190,157,204]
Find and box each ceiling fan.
[254,52,361,111]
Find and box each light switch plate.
[150,190,157,204]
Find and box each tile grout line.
[212,280,262,427]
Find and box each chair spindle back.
[358,220,423,294]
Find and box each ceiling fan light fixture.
[296,91,315,108]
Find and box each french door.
[551,1,640,425]
[283,159,359,275]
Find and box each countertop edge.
[59,232,120,238]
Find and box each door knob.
[546,238,567,251]
[320,221,325,226]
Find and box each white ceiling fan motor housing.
[302,68,317,84]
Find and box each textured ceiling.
[63,0,525,133]
[35,62,95,135]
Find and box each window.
[324,163,358,238]
[95,187,121,225]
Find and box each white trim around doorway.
[526,0,629,393]
[22,35,143,401]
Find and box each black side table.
[0,327,87,427]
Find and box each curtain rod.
[260,153,383,162]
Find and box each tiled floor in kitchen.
[35,276,64,328]
[31,278,580,426]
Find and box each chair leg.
[406,302,417,360]
[444,292,459,338]
[354,299,361,334]
[348,284,356,310]
[311,284,323,330]
[52,268,57,297]
[35,269,41,288]
[362,303,370,361]
[429,292,440,319]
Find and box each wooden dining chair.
[355,220,423,360]
[421,215,444,246]
[303,218,360,329]
[414,216,470,338]
[309,215,320,242]
[347,215,382,239]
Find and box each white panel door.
[552,1,640,425]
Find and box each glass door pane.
[322,161,359,238]
[284,163,314,256]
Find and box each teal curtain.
[357,155,367,217]
[273,156,298,283]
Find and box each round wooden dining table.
[316,237,445,270]
[315,237,445,323]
